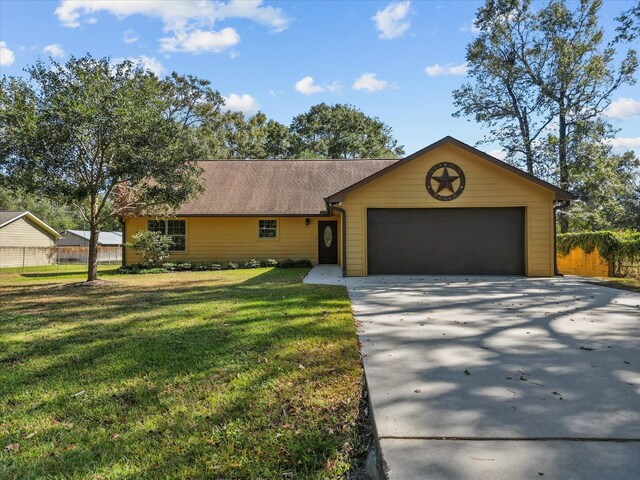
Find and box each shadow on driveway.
[347,276,640,479]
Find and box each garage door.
[367,207,525,275]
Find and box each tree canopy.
[289,103,405,159]
[1,56,208,280]
[454,0,639,232]
[196,103,404,160]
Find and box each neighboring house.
[124,136,573,277]
[58,230,123,247]
[58,230,123,263]
[0,211,61,268]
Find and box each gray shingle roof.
[178,159,398,216]
[0,211,26,226]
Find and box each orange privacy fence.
[557,247,639,278]
[556,247,611,277]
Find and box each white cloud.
[123,29,139,44]
[113,55,164,76]
[372,1,411,40]
[55,0,290,54]
[43,43,65,58]
[160,28,240,54]
[294,76,341,95]
[608,137,640,150]
[352,73,389,92]
[604,98,640,119]
[460,19,480,34]
[488,149,507,160]
[0,41,15,66]
[425,62,468,76]
[223,93,260,115]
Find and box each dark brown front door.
[318,221,338,264]
[367,207,525,275]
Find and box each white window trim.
[148,219,187,253]
[258,218,279,240]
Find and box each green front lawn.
[587,276,640,293]
[0,268,367,479]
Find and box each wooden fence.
[0,246,122,269]
[557,246,639,278]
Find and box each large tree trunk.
[557,106,569,233]
[87,221,100,281]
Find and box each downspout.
[327,203,346,276]
[553,200,571,276]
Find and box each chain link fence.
[0,246,122,270]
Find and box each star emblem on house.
[432,166,459,194]
[425,161,466,201]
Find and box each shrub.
[242,259,262,269]
[117,258,312,274]
[116,265,168,274]
[128,230,173,267]
[557,231,640,260]
[557,230,640,277]
[280,259,313,268]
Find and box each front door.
[318,221,338,264]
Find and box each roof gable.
[0,211,61,238]
[325,136,574,202]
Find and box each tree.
[454,0,638,232]
[563,121,640,231]
[0,186,122,232]
[197,110,293,159]
[0,56,209,281]
[453,2,554,174]
[615,2,640,43]
[289,103,404,159]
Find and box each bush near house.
[116,259,313,274]
[127,230,174,267]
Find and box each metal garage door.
[367,207,525,275]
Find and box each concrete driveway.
[347,276,640,479]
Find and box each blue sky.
[1,0,638,157]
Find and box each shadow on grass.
[17,267,121,279]
[0,268,364,479]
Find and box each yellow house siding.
[342,143,555,277]
[124,216,339,266]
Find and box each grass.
[0,267,367,479]
[586,276,640,293]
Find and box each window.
[258,219,278,239]
[147,219,186,252]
